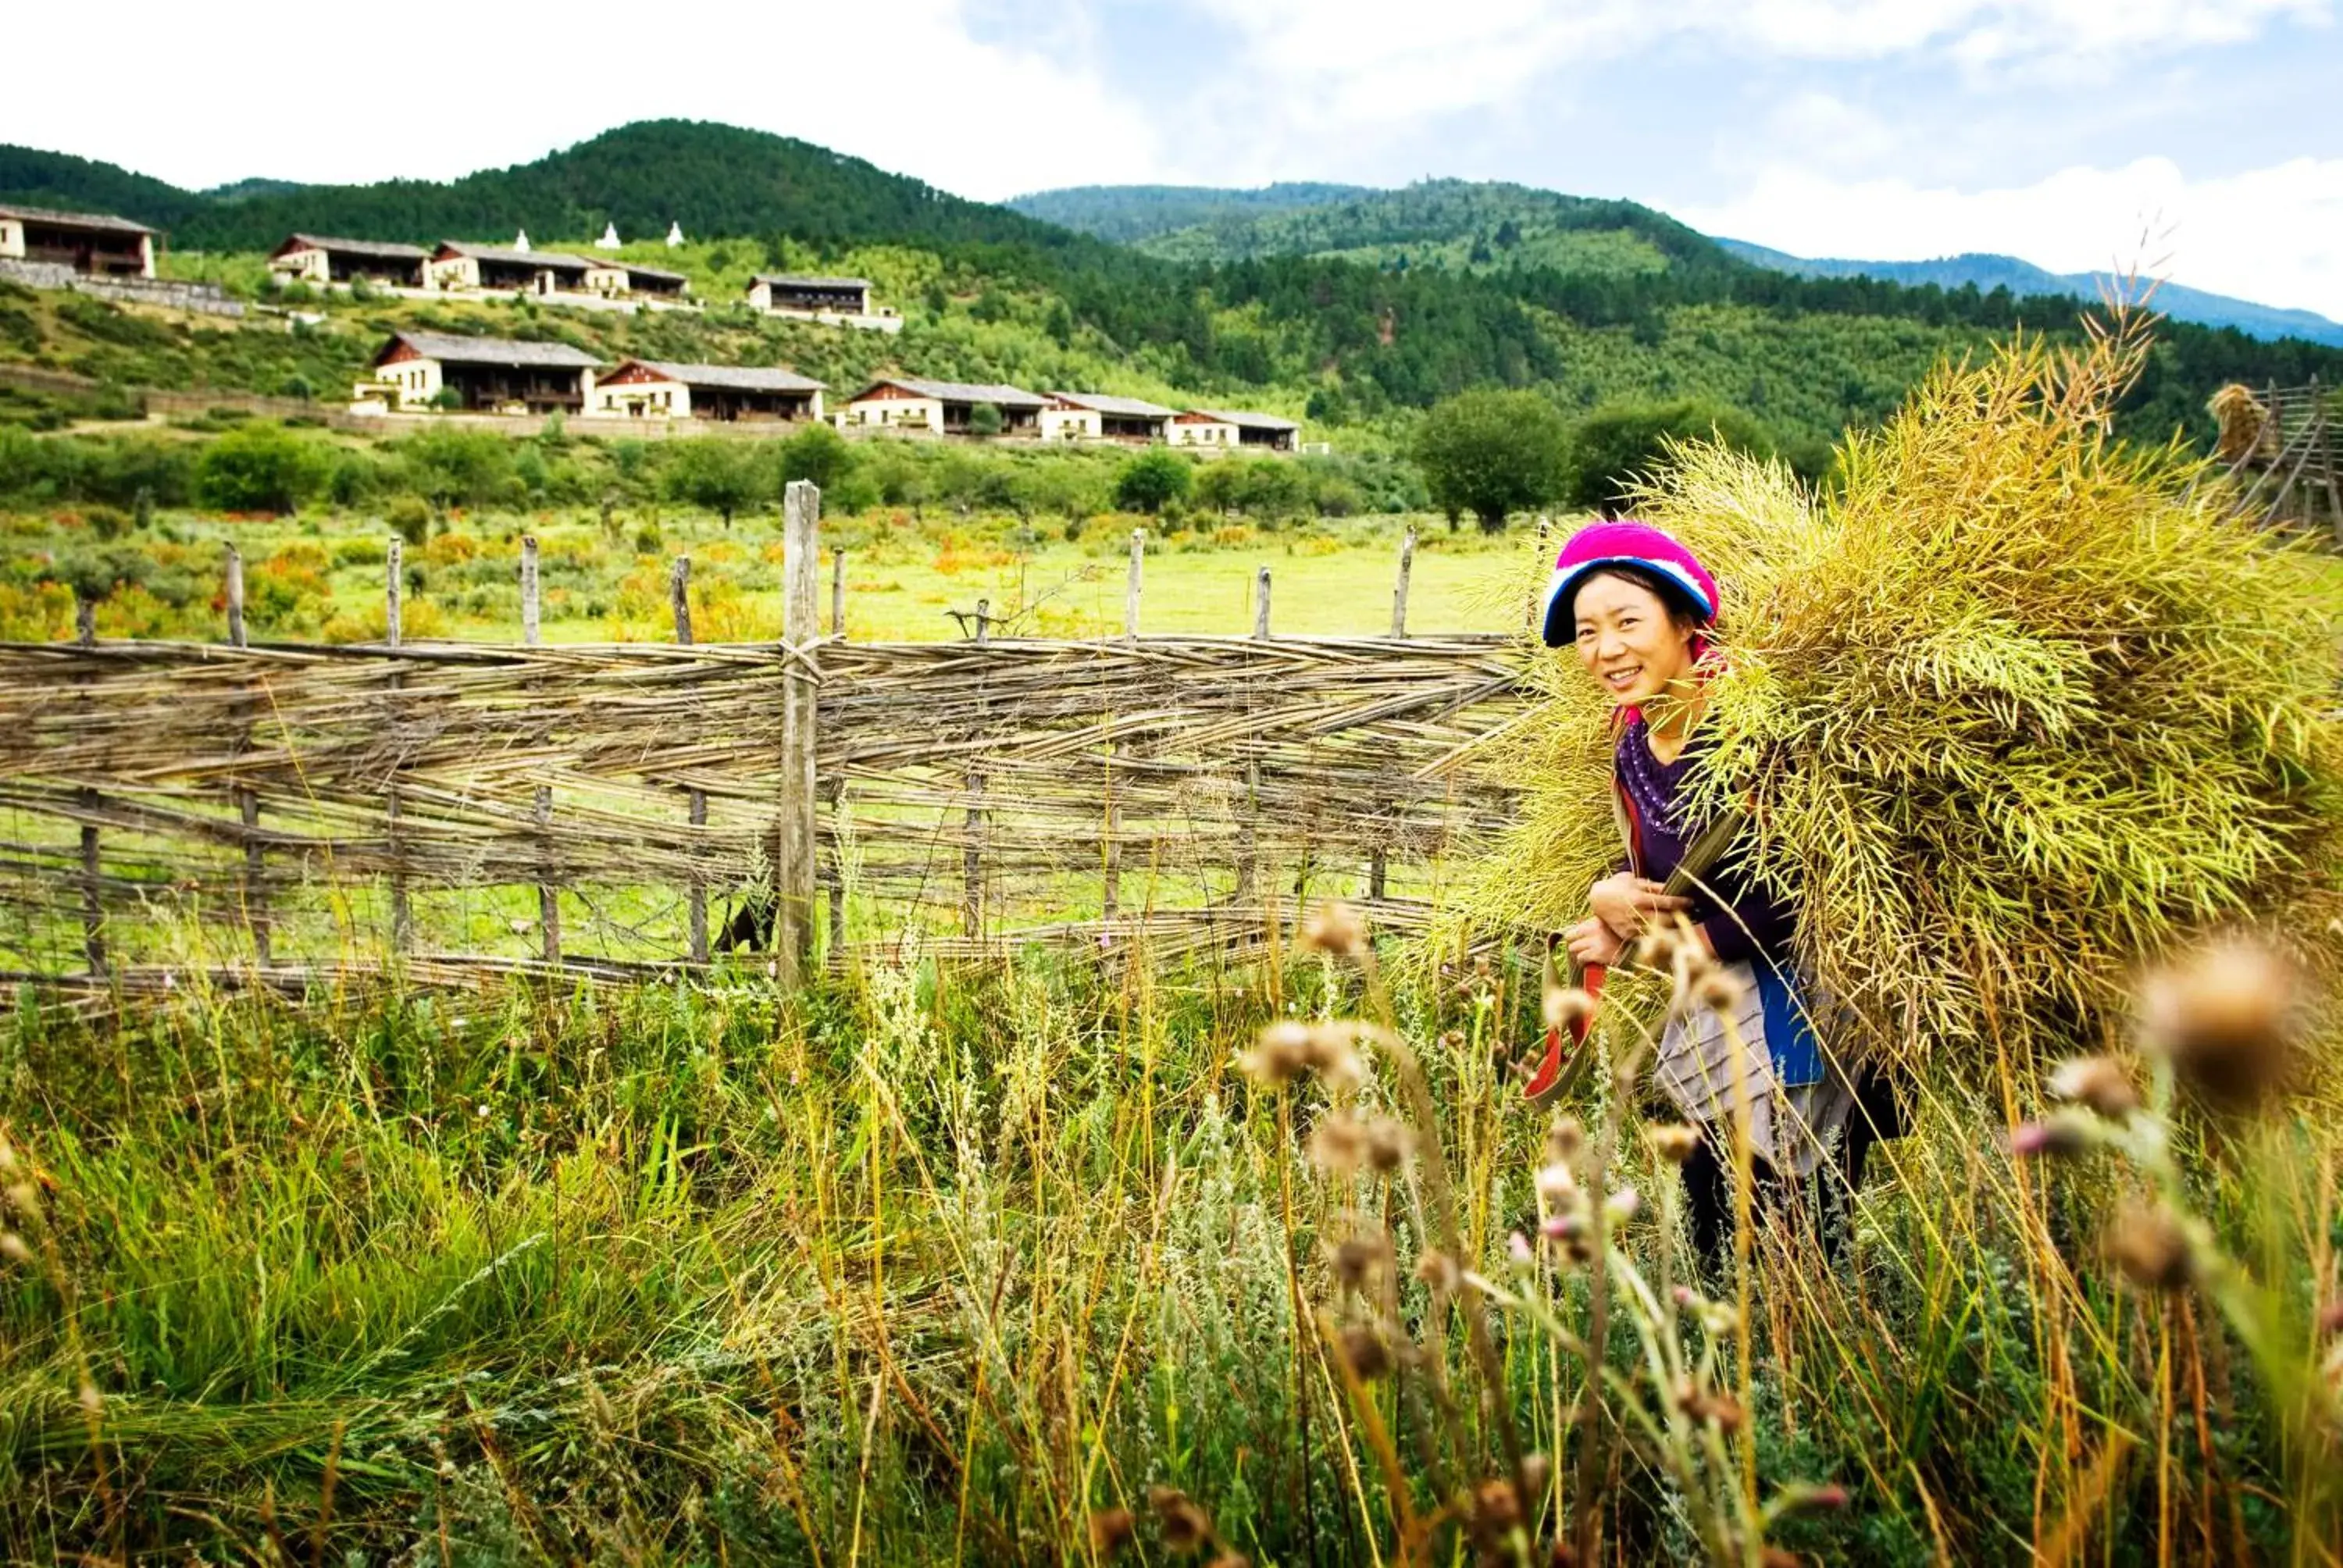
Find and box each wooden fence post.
[964,597,990,941]
[74,606,102,974]
[672,555,708,964]
[225,544,270,965]
[777,479,821,985]
[831,548,847,639]
[521,535,558,966]
[385,540,411,953]
[1236,570,1270,907]
[1253,567,1271,640]
[1125,529,1144,640]
[1390,526,1415,638]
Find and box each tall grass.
[2,930,2334,1563]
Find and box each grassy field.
[1,933,2335,1563]
[2,499,1528,647]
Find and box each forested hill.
[0,122,1078,255]
[1007,183,1375,244]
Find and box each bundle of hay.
[1470,318,2343,1075]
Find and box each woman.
[1538,521,1881,1272]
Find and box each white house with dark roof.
[0,204,155,278]
[427,241,598,296]
[352,331,601,415]
[1174,408,1300,451]
[1042,390,1175,444]
[840,376,1046,435]
[268,234,430,289]
[590,359,825,422]
[747,273,902,333]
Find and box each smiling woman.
[1537,519,1890,1275]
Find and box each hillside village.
[3,201,1303,452]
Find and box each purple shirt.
[1614,717,1793,967]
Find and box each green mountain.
[7,123,2342,457]
[1,122,1074,255]
[1007,182,1375,245]
[1720,239,2343,349]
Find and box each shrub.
[968,402,1004,439]
[1114,451,1192,515]
[194,422,328,515]
[1564,397,1778,511]
[385,495,432,547]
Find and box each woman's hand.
[1589,873,1691,940]
[1563,917,1625,970]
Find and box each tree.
[1564,398,1777,511]
[780,422,855,493]
[968,401,1005,438]
[662,439,770,529]
[1114,451,1192,514]
[1410,390,1570,533]
[194,422,326,515]
[396,426,516,511]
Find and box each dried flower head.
[1361,1117,1414,1174]
[1303,1024,1369,1095]
[1416,1249,1463,1292]
[2318,1299,2343,1338]
[1604,1186,1641,1227]
[2010,1111,2097,1159]
[1239,1021,1314,1088]
[1535,1160,1578,1204]
[2138,938,2306,1111]
[0,1233,30,1266]
[1690,967,1744,1016]
[1629,928,1683,972]
[1339,1325,1393,1381]
[1089,1508,1137,1557]
[1542,985,1595,1032]
[1772,1482,1851,1516]
[1673,1381,1746,1433]
[1329,1232,1389,1292]
[2106,1202,2194,1292]
[1760,1551,1806,1568]
[1546,1116,1584,1163]
[1149,1487,1214,1553]
[1301,900,1368,958]
[1467,1477,1524,1550]
[1204,1556,1251,1568]
[2048,1056,2139,1119]
[1648,1124,1701,1164]
[1308,1112,1367,1175]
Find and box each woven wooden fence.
[0,486,1535,992]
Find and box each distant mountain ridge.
[1022,180,2343,347]
[1717,239,2343,349]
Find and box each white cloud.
[0,1,1157,201]
[1675,155,2343,319]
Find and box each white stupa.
[512,228,532,252]
[665,220,686,248]
[594,222,622,251]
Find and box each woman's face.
[1571,572,1698,707]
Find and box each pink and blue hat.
[1537,520,1720,649]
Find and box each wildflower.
[1542,985,1595,1032]
[1416,1250,1463,1292]
[1300,900,1368,958]
[1690,966,1744,1015]
[2048,1056,2139,1119]
[2105,1202,2194,1292]
[2010,1112,2095,1158]
[1507,1231,1535,1267]
[1649,1124,1701,1164]
[1604,1187,1640,1226]
[1339,1325,1392,1381]
[1148,1487,1214,1553]
[2138,938,2304,1110]
[1089,1508,1137,1557]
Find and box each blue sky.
[6,1,2339,315]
